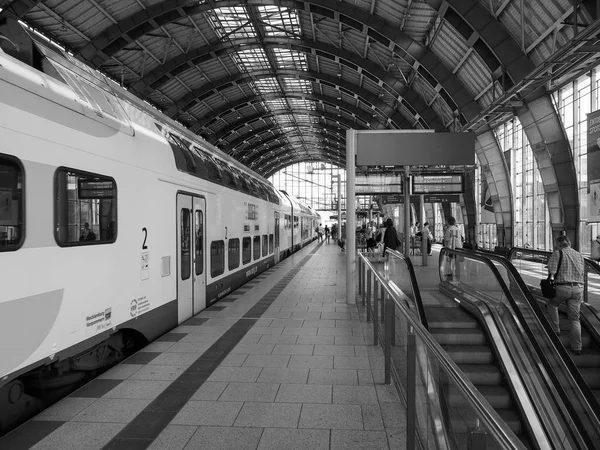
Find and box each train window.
[216,160,238,189]
[253,236,260,260]
[211,240,225,277]
[199,150,223,183]
[228,238,240,270]
[242,237,251,264]
[274,213,280,248]
[0,155,24,251]
[55,168,117,246]
[285,214,291,230]
[269,234,273,254]
[232,168,252,195]
[195,211,203,276]
[167,133,197,173]
[181,209,191,280]
[262,234,268,257]
[294,216,299,228]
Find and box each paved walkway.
[2,240,408,450]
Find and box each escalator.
[426,305,531,448]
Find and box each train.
[0,21,320,434]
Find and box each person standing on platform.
[325,225,330,243]
[443,216,463,277]
[591,234,600,262]
[421,221,432,255]
[546,235,585,355]
[382,218,400,258]
[317,224,324,242]
[331,223,338,241]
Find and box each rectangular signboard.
[380,194,460,204]
[355,173,403,195]
[588,110,600,222]
[355,131,475,166]
[78,179,115,199]
[411,173,464,194]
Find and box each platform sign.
[355,173,403,195]
[381,194,460,204]
[78,179,115,199]
[588,110,600,222]
[411,173,464,195]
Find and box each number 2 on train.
[142,227,148,249]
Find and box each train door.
[176,193,206,323]
[274,211,280,263]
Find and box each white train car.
[0,24,319,432]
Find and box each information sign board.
[411,174,464,194]
[78,179,115,199]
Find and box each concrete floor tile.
[257,368,309,383]
[221,353,249,366]
[148,352,202,366]
[258,428,330,450]
[270,319,305,328]
[376,385,401,403]
[334,336,366,346]
[247,327,284,335]
[302,319,336,328]
[296,335,335,345]
[129,365,188,381]
[354,346,369,357]
[357,369,375,385]
[165,342,212,353]
[317,328,354,336]
[219,382,280,402]
[290,311,322,319]
[272,344,314,355]
[385,427,407,449]
[288,355,333,369]
[380,402,407,428]
[275,383,332,403]
[30,422,125,450]
[179,333,220,344]
[299,404,363,429]
[97,364,142,380]
[34,397,97,421]
[190,381,228,401]
[281,327,318,336]
[207,366,262,382]
[242,354,291,368]
[330,430,390,450]
[314,345,356,356]
[234,402,302,428]
[333,385,378,404]
[321,312,355,320]
[171,325,199,334]
[308,369,358,385]
[141,342,176,352]
[71,398,151,423]
[257,334,298,344]
[238,334,262,344]
[147,425,197,450]
[334,356,372,370]
[231,343,275,354]
[102,380,170,399]
[172,401,243,426]
[183,426,263,450]
[362,405,385,431]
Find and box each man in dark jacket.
[382,218,399,256]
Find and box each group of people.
[316,223,340,246]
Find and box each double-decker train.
[0,21,319,433]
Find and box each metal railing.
[357,249,527,450]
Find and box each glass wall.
[269,162,346,214]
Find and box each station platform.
[1,240,419,450]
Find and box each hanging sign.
[588,110,600,222]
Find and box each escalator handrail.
[386,248,429,330]
[442,247,600,447]
[358,252,526,450]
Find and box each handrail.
[357,252,526,450]
[441,247,600,448]
[386,248,429,330]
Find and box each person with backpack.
[443,216,464,278]
[382,218,400,258]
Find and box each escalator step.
[579,368,600,388]
[565,348,600,367]
[447,407,523,436]
[555,331,594,348]
[459,364,503,385]
[430,328,486,345]
[443,345,494,364]
[424,307,480,330]
[446,385,513,410]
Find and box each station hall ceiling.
[2,0,600,178]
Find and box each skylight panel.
[276,114,295,123]
[287,99,316,110]
[282,78,312,93]
[206,7,255,40]
[232,48,271,72]
[294,114,315,124]
[264,99,287,110]
[258,6,302,38]
[253,78,280,94]
[272,48,307,71]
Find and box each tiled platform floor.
[1,240,410,450]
